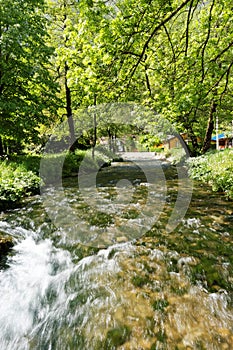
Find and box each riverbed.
[0,153,232,349]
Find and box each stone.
[0,235,14,254]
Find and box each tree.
[46,0,82,150]
[0,0,59,154]
[123,0,233,154]
[43,0,233,156]
[75,0,233,155]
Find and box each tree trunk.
[107,128,112,151]
[201,101,217,153]
[65,62,76,152]
[92,94,97,159]
[182,119,199,156]
[0,136,3,156]
[186,129,199,156]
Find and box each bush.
[164,147,187,165]
[187,149,233,199]
[0,161,41,209]
[139,134,162,151]
[9,154,41,174]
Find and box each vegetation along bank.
[188,149,233,200]
[1,148,232,213]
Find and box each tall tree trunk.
[92,94,97,159]
[0,136,3,156]
[201,100,217,153]
[64,62,76,151]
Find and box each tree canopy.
[0,0,232,155]
[0,0,59,153]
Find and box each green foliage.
[131,274,150,287]
[1,0,233,156]
[0,160,41,208]
[0,148,116,207]
[189,257,230,292]
[60,0,233,155]
[9,154,42,174]
[0,0,59,149]
[40,147,117,183]
[139,134,162,151]
[188,149,233,199]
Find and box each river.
[0,153,232,349]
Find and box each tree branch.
[127,0,193,85]
[184,0,194,57]
[210,40,233,62]
[201,0,215,82]
[220,60,233,99]
[205,61,233,98]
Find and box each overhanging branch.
[127,0,193,84]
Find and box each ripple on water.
[0,176,232,349]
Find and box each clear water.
[0,159,232,349]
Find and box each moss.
[131,274,151,287]
[155,329,167,343]
[121,208,139,219]
[195,340,207,350]
[143,261,156,274]
[156,331,167,343]
[88,212,114,228]
[152,299,169,312]
[108,248,117,259]
[103,325,131,349]
[167,258,179,273]
[170,285,188,296]
[188,256,231,292]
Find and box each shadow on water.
[0,159,232,349]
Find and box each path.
[116,151,166,163]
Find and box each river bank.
[1,148,232,213]
[188,149,233,200]
[0,149,119,211]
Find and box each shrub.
[0,161,41,209]
[187,149,233,199]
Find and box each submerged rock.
[0,235,14,254]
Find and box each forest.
[1,0,233,157]
[1,2,233,348]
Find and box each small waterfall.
[0,224,134,349]
[0,235,73,350]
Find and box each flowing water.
[0,155,232,349]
